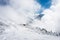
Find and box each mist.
[0,0,60,33]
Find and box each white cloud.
[0,0,60,33]
[0,0,40,24]
[31,0,60,33]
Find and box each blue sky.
[36,0,52,9]
[35,0,52,19]
[0,0,9,6]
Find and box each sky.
[36,0,52,9]
[0,0,9,5]
[0,0,60,33]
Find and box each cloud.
[0,0,60,33]
[0,0,41,24]
[31,0,60,33]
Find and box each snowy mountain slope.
[0,0,60,40]
[4,25,60,40]
[0,17,60,40]
[0,24,60,40]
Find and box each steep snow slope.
[0,17,60,40]
[0,21,60,40]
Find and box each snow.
[0,0,60,40]
[0,21,60,40]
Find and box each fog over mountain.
[0,0,60,40]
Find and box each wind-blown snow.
[0,0,60,40]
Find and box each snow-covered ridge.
[0,16,60,37]
[20,23,60,36]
